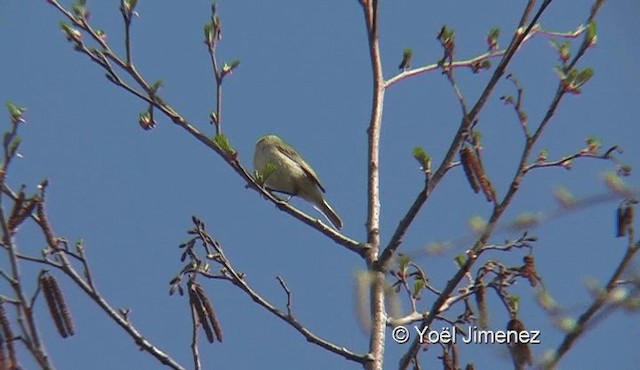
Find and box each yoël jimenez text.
[415,325,541,344]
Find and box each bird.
[253,135,343,230]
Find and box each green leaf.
[8,137,21,158]
[472,130,482,148]
[398,48,413,70]
[72,0,89,18]
[508,296,520,312]
[488,27,500,39]
[75,239,85,252]
[6,102,26,124]
[438,25,455,41]
[138,112,155,130]
[468,215,486,233]
[553,187,576,208]
[425,242,447,255]
[123,0,138,13]
[454,254,466,268]
[72,3,87,19]
[557,66,593,95]
[536,289,558,311]
[537,148,548,162]
[397,254,412,271]
[213,134,236,156]
[602,171,627,194]
[256,162,276,185]
[479,59,491,70]
[221,60,241,76]
[412,279,425,298]
[553,65,567,80]
[511,213,540,230]
[556,316,577,332]
[587,21,597,45]
[59,21,82,43]
[204,23,214,43]
[574,67,594,87]
[586,135,601,150]
[412,146,431,172]
[437,25,456,52]
[487,27,500,50]
[151,80,164,93]
[550,40,571,63]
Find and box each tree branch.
[544,225,638,369]
[359,1,387,369]
[45,0,367,256]
[186,221,370,364]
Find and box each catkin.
[194,284,223,342]
[189,284,214,343]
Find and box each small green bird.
[254,135,343,230]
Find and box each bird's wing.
[276,141,326,193]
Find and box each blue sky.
[1,1,639,369]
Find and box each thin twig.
[276,276,292,316]
[29,201,186,369]
[192,223,370,364]
[385,22,587,88]
[381,0,549,271]
[524,146,619,173]
[45,0,366,256]
[544,226,638,369]
[398,2,558,367]
[189,303,201,370]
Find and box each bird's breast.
[254,146,306,195]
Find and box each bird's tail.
[316,199,343,230]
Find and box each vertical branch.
[189,298,202,370]
[360,1,386,370]
[204,4,238,137]
[0,106,53,369]
[119,0,135,65]
[362,1,384,251]
[0,301,17,369]
[206,3,224,135]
